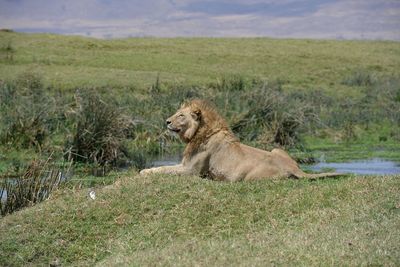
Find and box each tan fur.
[140,99,341,181]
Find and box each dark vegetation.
[1,71,400,163]
[65,90,134,166]
[0,39,14,62]
[0,73,53,149]
[230,82,317,148]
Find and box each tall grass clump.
[342,69,377,87]
[361,78,400,125]
[326,77,400,141]
[231,84,317,148]
[215,75,248,91]
[65,90,135,166]
[0,72,55,150]
[0,158,72,216]
[0,40,15,62]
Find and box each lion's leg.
[139,164,190,176]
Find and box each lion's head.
[166,103,201,143]
[166,99,232,143]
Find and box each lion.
[140,99,341,181]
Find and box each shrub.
[0,72,54,149]
[0,40,15,62]
[0,158,72,216]
[214,75,248,91]
[0,29,14,32]
[361,78,400,125]
[231,85,317,148]
[329,78,400,133]
[342,70,377,87]
[65,90,135,166]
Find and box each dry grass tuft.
[65,90,134,166]
[231,85,317,148]
[0,157,72,216]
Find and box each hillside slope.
[1,172,399,266]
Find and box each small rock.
[50,258,60,267]
[89,190,96,200]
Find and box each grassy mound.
[1,172,399,266]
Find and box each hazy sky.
[0,0,399,40]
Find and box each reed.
[0,157,72,216]
[230,84,317,148]
[0,72,55,150]
[65,90,134,166]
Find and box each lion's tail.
[294,171,345,179]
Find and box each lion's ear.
[191,109,201,121]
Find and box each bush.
[65,90,135,166]
[0,40,15,62]
[213,75,249,91]
[342,70,377,87]
[328,78,400,134]
[0,72,54,149]
[0,158,72,216]
[231,85,317,148]
[361,78,400,125]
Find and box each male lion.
[140,99,340,181]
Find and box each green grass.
[1,171,399,266]
[1,32,399,93]
[296,126,400,162]
[1,33,399,158]
[1,32,400,266]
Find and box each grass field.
[1,32,400,266]
[1,31,400,92]
[1,171,399,266]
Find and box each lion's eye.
[178,114,184,117]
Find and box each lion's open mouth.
[167,125,181,133]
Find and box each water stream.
[149,155,400,176]
[305,158,400,175]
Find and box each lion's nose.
[166,119,171,125]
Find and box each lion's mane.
[182,99,238,159]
